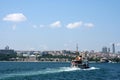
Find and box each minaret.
[76,43,79,55]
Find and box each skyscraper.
[102,46,108,53]
[108,48,110,53]
[112,43,115,53]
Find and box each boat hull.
[78,64,89,69]
[71,60,89,69]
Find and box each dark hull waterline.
[71,60,89,69]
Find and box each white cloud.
[3,13,27,22]
[50,21,61,28]
[66,21,82,29]
[84,23,94,28]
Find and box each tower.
[76,43,78,52]
[76,43,79,55]
[112,43,115,53]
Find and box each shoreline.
[0,61,119,63]
[0,61,70,63]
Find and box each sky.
[0,0,120,52]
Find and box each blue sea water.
[0,62,120,80]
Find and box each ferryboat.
[71,57,89,69]
[71,44,89,69]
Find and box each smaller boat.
[71,54,89,69]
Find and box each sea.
[0,62,120,80]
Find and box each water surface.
[0,62,119,80]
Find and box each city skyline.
[0,0,120,51]
[0,43,119,53]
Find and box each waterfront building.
[0,46,16,54]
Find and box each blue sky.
[0,0,120,52]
